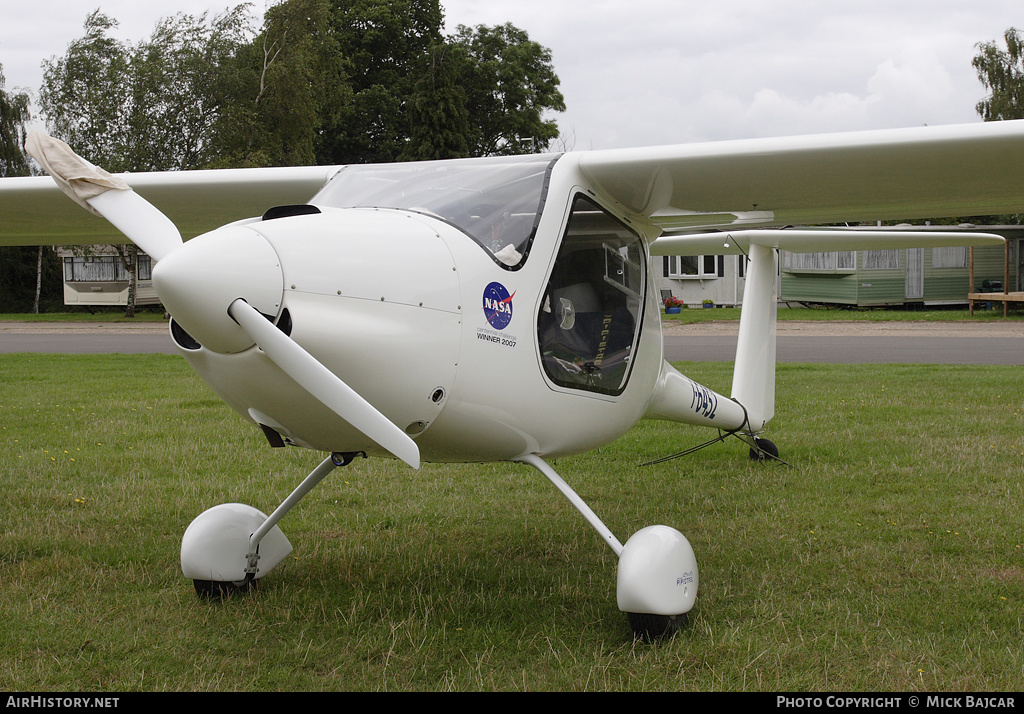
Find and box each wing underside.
[578,120,1024,236]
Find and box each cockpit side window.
[538,195,646,396]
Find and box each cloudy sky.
[1,0,1021,150]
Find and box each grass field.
[1,354,1022,691]
[0,311,170,323]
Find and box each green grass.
[0,311,168,323]
[1,355,1022,691]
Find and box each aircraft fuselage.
[157,153,669,462]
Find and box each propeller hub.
[153,225,284,354]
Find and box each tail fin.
[730,243,777,432]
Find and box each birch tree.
[974,27,1024,122]
[39,9,251,315]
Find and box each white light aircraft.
[2,122,1022,639]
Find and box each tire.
[627,612,687,640]
[749,437,779,462]
[193,577,256,599]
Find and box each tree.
[39,11,134,171]
[968,29,1024,225]
[39,9,253,315]
[315,1,565,163]
[129,7,252,170]
[41,8,252,172]
[400,41,471,161]
[452,23,565,156]
[0,243,64,314]
[318,0,446,164]
[0,63,30,177]
[212,0,350,167]
[973,27,1024,122]
[0,62,59,313]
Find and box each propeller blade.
[84,187,183,262]
[227,298,421,469]
[26,131,183,261]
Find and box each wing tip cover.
[25,131,130,214]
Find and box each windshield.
[312,154,559,268]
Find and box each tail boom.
[644,361,749,432]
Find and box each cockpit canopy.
[312,153,560,269]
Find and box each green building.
[780,227,1023,307]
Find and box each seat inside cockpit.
[538,196,646,396]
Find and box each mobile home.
[57,246,160,308]
[779,227,1023,307]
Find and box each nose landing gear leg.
[182,451,363,597]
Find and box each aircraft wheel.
[193,577,255,599]
[627,612,687,641]
[749,437,779,461]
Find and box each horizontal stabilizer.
[650,227,1004,256]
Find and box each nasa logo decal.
[478,282,518,348]
[482,282,515,330]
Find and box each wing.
[0,165,341,247]
[578,120,1024,237]
[6,120,1024,250]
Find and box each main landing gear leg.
[516,454,698,640]
[181,451,362,597]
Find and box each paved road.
[2,320,1022,365]
[0,322,176,354]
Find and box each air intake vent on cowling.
[275,309,292,336]
[262,205,321,221]
[170,318,201,350]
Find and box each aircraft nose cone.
[153,225,284,353]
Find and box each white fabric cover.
[25,131,129,215]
